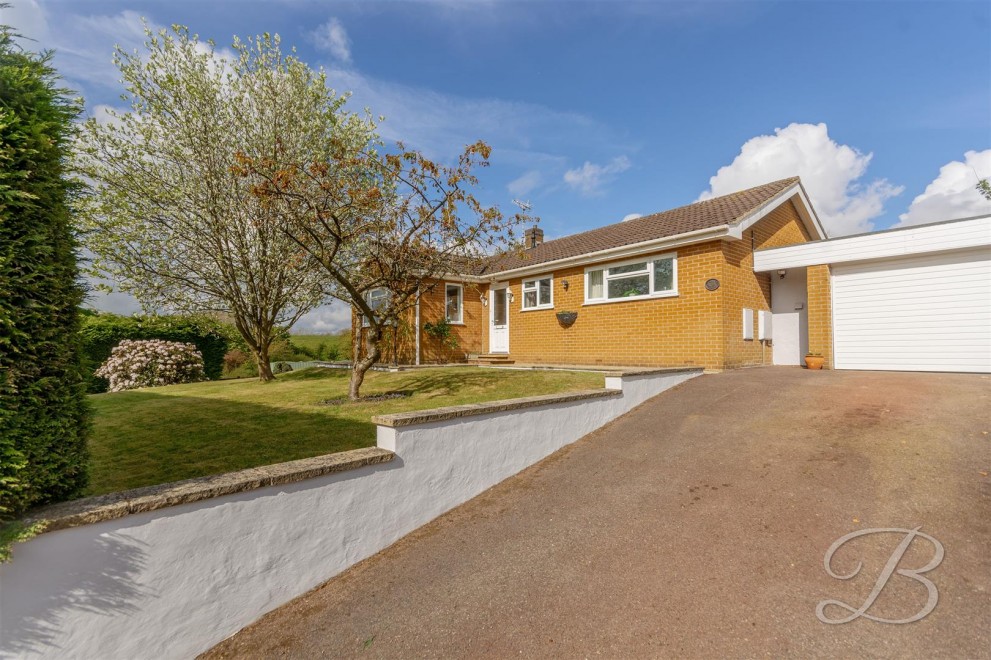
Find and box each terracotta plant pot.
[804,354,825,370]
[556,311,578,327]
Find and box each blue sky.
[4,0,990,330]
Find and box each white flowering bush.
[95,339,207,392]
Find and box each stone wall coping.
[372,388,622,428]
[23,447,395,533]
[606,366,704,377]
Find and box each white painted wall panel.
[754,215,991,272]
[832,248,991,372]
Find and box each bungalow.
[355,177,991,374]
[359,176,825,371]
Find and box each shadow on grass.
[87,390,376,497]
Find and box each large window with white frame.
[584,253,677,304]
[445,283,464,324]
[521,276,553,310]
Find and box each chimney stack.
[524,227,544,250]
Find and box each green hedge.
[0,31,90,521]
[80,312,234,392]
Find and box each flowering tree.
[74,25,376,381]
[238,140,533,399]
[95,339,206,392]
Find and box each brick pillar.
[806,264,833,368]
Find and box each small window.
[522,276,553,310]
[362,287,389,326]
[445,283,463,324]
[585,254,677,304]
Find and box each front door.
[489,284,509,353]
[771,268,808,365]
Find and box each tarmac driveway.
[206,368,991,659]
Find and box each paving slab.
[204,367,991,659]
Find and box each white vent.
[742,308,754,340]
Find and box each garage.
[754,214,991,373]
[832,248,991,372]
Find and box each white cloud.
[563,156,631,197]
[621,213,642,222]
[294,302,352,333]
[507,170,542,196]
[310,18,351,63]
[0,0,48,43]
[327,67,615,166]
[698,122,903,236]
[897,149,991,227]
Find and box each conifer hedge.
[0,28,90,519]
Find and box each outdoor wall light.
[777,269,787,279]
[507,290,515,303]
[562,279,570,290]
[480,294,488,307]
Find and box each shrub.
[272,361,294,374]
[95,340,206,392]
[423,318,459,350]
[0,29,90,523]
[79,312,233,392]
[223,348,249,373]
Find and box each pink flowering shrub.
[95,339,207,392]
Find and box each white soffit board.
[753,215,991,272]
[832,247,991,373]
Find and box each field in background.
[87,366,604,495]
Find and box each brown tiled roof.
[482,177,801,274]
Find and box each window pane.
[493,289,507,325]
[653,258,674,292]
[608,274,649,299]
[609,262,647,275]
[539,278,551,305]
[588,270,604,299]
[523,290,537,308]
[446,285,461,322]
[523,281,535,291]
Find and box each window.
[362,287,389,326]
[584,253,677,304]
[522,276,553,310]
[445,283,463,324]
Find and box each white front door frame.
[771,268,808,365]
[489,282,509,354]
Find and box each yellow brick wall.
[351,280,484,364]
[720,201,811,368]
[482,243,726,370]
[806,264,833,368]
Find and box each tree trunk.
[349,326,380,400]
[255,343,275,382]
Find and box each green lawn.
[86,366,603,496]
[286,332,351,361]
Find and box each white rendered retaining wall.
[0,368,699,659]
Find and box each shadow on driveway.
[205,367,991,659]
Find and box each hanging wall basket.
[556,311,578,327]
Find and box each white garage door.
[832,248,991,373]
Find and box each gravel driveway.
[205,367,991,659]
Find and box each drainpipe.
[414,287,421,366]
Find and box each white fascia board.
[481,225,729,281]
[753,214,991,272]
[726,184,827,241]
[435,272,487,284]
